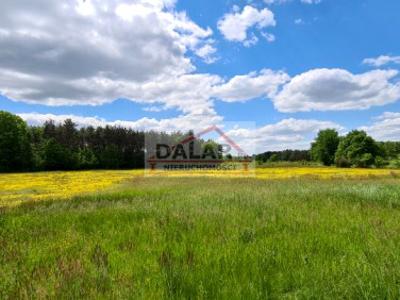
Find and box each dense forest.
[0,111,145,172]
[255,150,311,163]
[0,111,218,172]
[1,110,400,172]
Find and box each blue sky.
[1,0,400,152]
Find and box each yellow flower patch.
[1,167,399,207]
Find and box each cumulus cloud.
[272,68,400,112]
[224,118,343,153]
[14,67,291,130]
[213,68,400,113]
[363,55,400,67]
[64,73,223,115]
[0,0,216,109]
[360,112,400,141]
[217,5,276,46]
[18,112,223,133]
[213,69,289,102]
[3,0,400,136]
[195,44,218,64]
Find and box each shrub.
[336,157,351,168]
[374,156,388,168]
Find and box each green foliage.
[2,177,400,298]
[374,156,388,168]
[0,112,147,172]
[99,145,124,169]
[378,141,400,159]
[78,148,98,169]
[388,155,400,169]
[256,150,311,163]
[42,139,79,170]
[202,140,222,159]
[225,153,233,160]
[335,156,351,168]
[257,160,319,168]
[268,153,279,162]
[0,111,32,171]
[335,130,379,168]
[29,126,45,170]
[311,129,340,166]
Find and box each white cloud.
[261,32,276,42]
[213,69,289,102]
[0,0,216,109]
[212,68,400,114]
[217,5,276,46]
[195,44,218,64]
[91,68,288,114]
[363,55,400,67]
[272,68,400,112]
[1,65,289,117]
[294,18,304,25]
[3,0,400,131]
[264,0,321,4]
[18,112,223,133]
[360,112,400,141]
[19,113,112,128]
[243,34,259,47]
[62,73,223,115]
[224,118,343,152]
[300,0,321,4]
[142,106,166,112]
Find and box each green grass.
[1,177,400,299]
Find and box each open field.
[1,167,400,208]
[1,169,400,298]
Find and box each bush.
[268,154,279,163]
[336,157,351,168]
[388,156,400,169]
[374,156,388,168]
[353,153,375,168]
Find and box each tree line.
[1,110,400,172]
[257,128,400,168]
[0,111,146,172]
[255,150,311,163]
[0,111,214,172]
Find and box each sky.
[0,0,400,153]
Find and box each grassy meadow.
[1,169,400,298]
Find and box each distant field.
[1,167,400,207]
[1,169,400,298]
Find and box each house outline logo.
[146,125,252,170]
